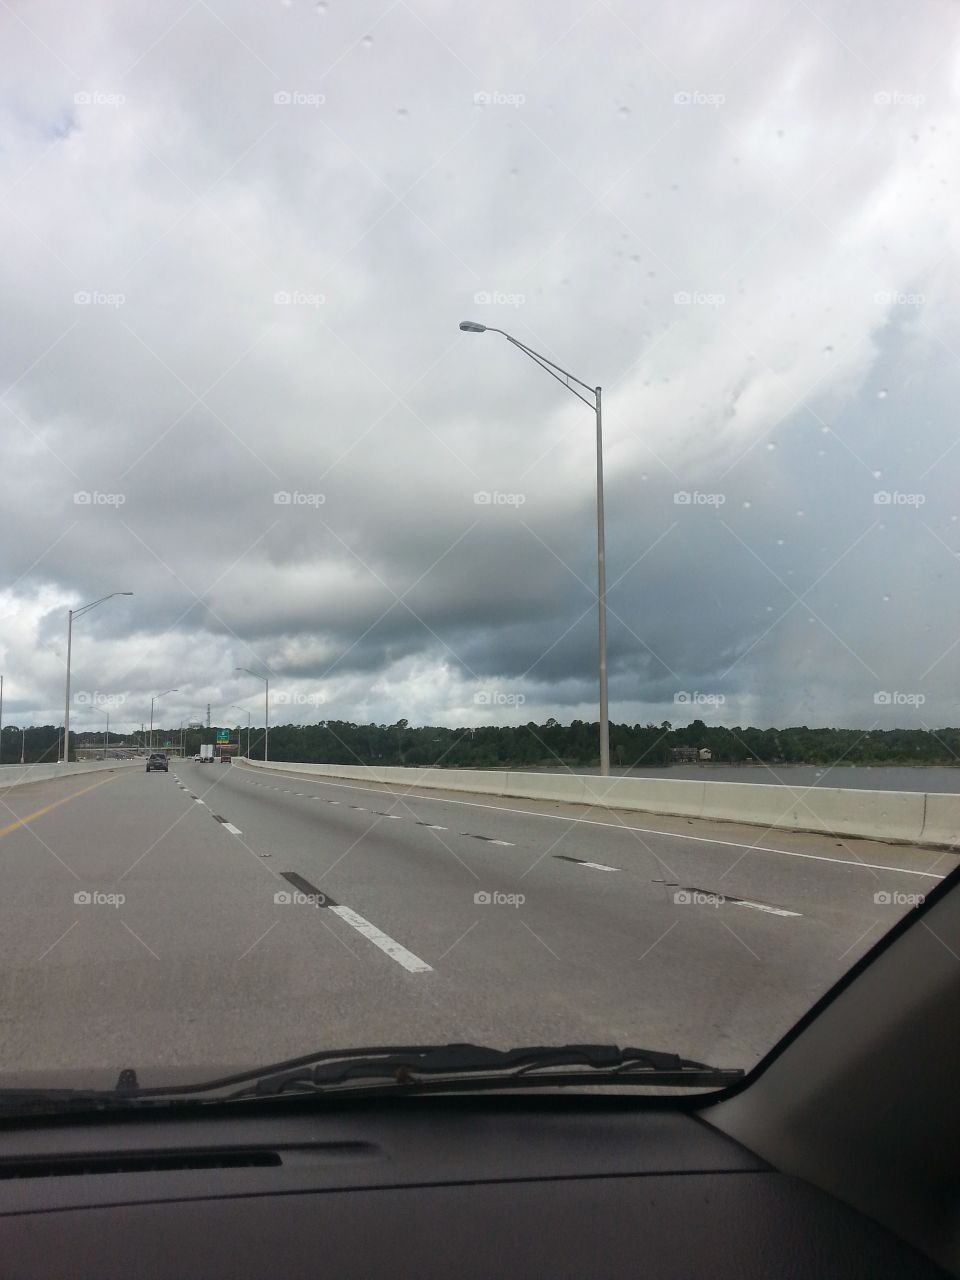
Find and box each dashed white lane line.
[733,899,802,918]
[236,769,943,879]
[222,822,242,836]
[194,799,206,806]
[580,861,619,872]
[329,904,432,974]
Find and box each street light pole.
[231,706,252,758]
[459,321,611,775]
[149,689,178,753]
[235,669,269,761]
[0,673,4,767]
[61,592,133,764]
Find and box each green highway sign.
[216,729,230,743]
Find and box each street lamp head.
[459,320,487,333]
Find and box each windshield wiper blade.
[231,1043,743,1099]
[0,1046,742,1114]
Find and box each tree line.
[5,720,959,769]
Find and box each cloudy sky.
[1,0,959,737]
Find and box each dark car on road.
[145,753,168,773]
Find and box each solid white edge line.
[329,904,432,973]
[236,766,945,879]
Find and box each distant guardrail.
[235,759,960,849]
[0,760,141,789]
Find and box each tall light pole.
[0,673,4,766]
[231,705,252,757]
[61,592,134,764]
[149,689,178,752]
[459,320,610,775]
[20,724,26,766]
[235,668,269,761]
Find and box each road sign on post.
[215,729,230,743]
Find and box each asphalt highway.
[0,759,952,1088]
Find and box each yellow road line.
[0,773,120,842]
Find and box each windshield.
[0,0,955,1100]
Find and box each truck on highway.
[198,744,215,763]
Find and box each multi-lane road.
[0,760,953,1088]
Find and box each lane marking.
[555,854,619,872]
[734,899,802,917]
[662,882,803,918]
[278,872,431,973]
[0,774,120,843]
[235,768,945,879]
[222,822,242,836]
[329,905,433,974]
